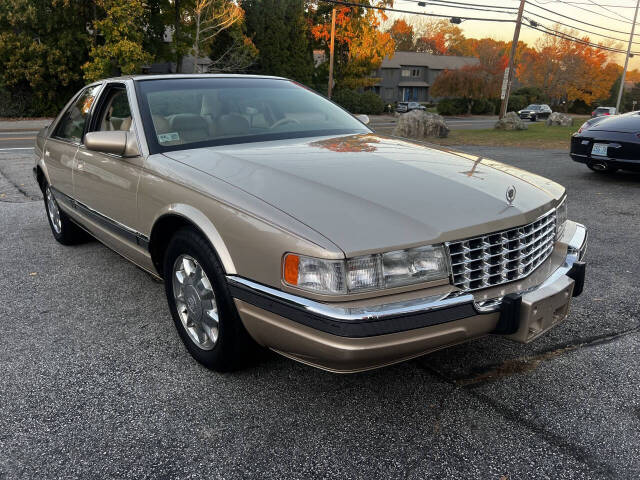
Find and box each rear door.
[72,81,146,245]
[45,84,102,198]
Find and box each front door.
[72,82,145,246]
[45,85,102,198]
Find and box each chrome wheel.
[172,254,219,350]
[45,186,62,234]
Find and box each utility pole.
[328,8,336,99]
[499,0,526,119]
[616,0,640,114]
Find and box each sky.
[390,0,640,70]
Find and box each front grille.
[446,210,557,292]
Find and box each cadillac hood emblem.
[506,185,517,204]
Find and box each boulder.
[546,112,574,126]
[392,110,449,139]
[494,112,528,130]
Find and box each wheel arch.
[34,159,50,193]
[148,204,236,278]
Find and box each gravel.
[0,147,638,479]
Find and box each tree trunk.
[175,0,182,73]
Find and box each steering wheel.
[270,117,301,129]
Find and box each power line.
[582,0,635,23]
[321,0,518,22]
[526,1,636,35]
[526,22,640,55]
[523,9,640,45]
[402,0,517,13]
[533,0,636,23]
[321,0,640,55]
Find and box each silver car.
[34,75,587,372]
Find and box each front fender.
[150,203,236,274]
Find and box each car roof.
[101,73,287,82]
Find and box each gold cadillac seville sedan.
[34,75,587,373]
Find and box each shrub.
[332,89,360,114]
[358,91,385,115]
[470,98,495,115]
[332,89,385,115]
[436,98,468,116]
[507,94,527,112]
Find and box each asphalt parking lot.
[1,145,639,479]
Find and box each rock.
[494,111,528,130]
[392,110,449,139]
[546,112,574,126]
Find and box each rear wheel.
[163,228,254,371]
[43,184,89,245]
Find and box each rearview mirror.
[355,114,370,125]
[84,131,140,157]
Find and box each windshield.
[136,77,370,153]
[525,105,540,110]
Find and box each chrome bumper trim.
[227,223,587,337]
[227,276,478,338]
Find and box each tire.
[587,163,618,174]
[163,227,254,371]
[43,183,89,245]
[530,115,537,122]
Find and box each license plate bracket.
[507,275,575,343]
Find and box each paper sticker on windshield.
[158,132,180,143]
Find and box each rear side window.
[53,85,101,143]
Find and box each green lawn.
[429,120,584,150]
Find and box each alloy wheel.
[172,254,219,350]
[45,186,62,234]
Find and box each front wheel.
[163,228,254,371]
[530,115,537,122]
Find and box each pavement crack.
[426,325,640,387]
[469,390,619,479]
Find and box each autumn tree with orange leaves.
[311,1,395,89]
[517,26,620,110]
[387,19,414,51]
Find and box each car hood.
[164,134,564,256]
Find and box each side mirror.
[84,131,140,157]
[355,114,370,125]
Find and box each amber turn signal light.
[283,254,299,285]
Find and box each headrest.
[169,114,209,132]
[217,114,250,136]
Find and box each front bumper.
[228,224,587,372]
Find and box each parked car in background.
[571,111,640,173]
[591,106,616,118]
[396,101,426,113]
[35,74,586,373]
[517,104,552,121]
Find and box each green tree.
[83,0,153,81]
[0,0,93,115]
[242,0,314,84]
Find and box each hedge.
[331,89,385,115]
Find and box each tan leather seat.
[216,114,250,137]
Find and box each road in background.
[1,146,639,479]
[0,119,50,152]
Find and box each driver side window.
[53,85,101,143]
[94,87,134,132]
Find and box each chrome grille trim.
[446,209,557,292]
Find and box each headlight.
[283,245,450,295]
[556,197,568,239]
